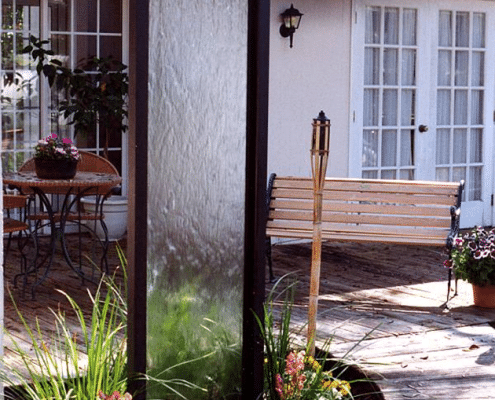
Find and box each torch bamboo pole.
[308,151,328,357]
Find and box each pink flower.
[62,137,73,144]
[275,374,285,400]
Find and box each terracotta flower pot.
[472,284,495,308]
[35,158,78,179]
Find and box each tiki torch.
[308,110,330,356]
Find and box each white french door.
[350,0,495,228]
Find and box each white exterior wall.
[268,0,353,178]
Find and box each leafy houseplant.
[23,35,129,160]
[445,226,495,287]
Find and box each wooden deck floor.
[2,233,126,386]
[268,241,495,400]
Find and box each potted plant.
[33,134,80,179]
[445,226,495,308]
[24,35,129,239]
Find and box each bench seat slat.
[269,209,451,228]
[267,220,449,239]
[266,228,447,246]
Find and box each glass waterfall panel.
[436,10,485,201]
[147,0,246,398]
[362,6,416,179]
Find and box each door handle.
[418,124,429,133]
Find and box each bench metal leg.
[266,237,275,282]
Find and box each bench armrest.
[446,180,464,249]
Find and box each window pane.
[101,0,122,33]
[382,89,397,126]
[453,128,467,163]
[100,36,122,61]
[470,128,482,163]
[400,169,414,180]
[436,128,450,164]
[75,0,97,32]
[383,48,398,85]
[455,12,469,47]
[75,35,97,66]
[384,7,399,45]
[49,0,69,32]
[402,9,417,46]
[381,129,397,166]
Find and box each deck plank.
[269,241,495,400]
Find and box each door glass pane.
[400,129,414,166]
[146,1,246,398]
[471,52,484,86]
[438,50,451,86]
[455,12,469,47]
[402,9,417,46]
[365,6,381,44]
[381,130,397,166]
[436,129,450,164]
[382,89,397,125]
[364,48,380,85]
[453,128,467,163]
[383,48,398,85]
[363,129,378,167]
[454,51,468,86]
[364,89,379,126]
[401,89,415,125]
[453,90,467,125]
[439,11,452,47]
[401,49,416,85]
[471,90,483,125]
[470,128,482,163]
[469,167,482,200]
[472,13,485,48]
[384,7,399,45]
[437,90,451,125]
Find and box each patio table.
[3,171,122,298]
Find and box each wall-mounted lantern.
[279,4,303,48]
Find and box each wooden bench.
[266,173,464,300]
